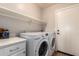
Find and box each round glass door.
[38,41,48,56]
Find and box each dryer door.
[35,39,49,56]
[51,38,55,49]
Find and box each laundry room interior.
[0,3,79,56]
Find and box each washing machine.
[47,32,56,56]
[20,32,50,56]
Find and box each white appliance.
[20,32,50,56]
[47,32,56,55]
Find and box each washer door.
[35,39,49,56]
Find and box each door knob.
[57,33,60,34]
[57,30,60,32]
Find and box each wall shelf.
[0,5,46,25]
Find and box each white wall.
[0,3,42,37]
[0,3,41,20]
[42,4,74,32]
[42,7,55,32]
[0,15,42,37]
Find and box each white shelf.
[0,5,46,24]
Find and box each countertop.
[0,37,27,48]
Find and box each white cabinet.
[0,38,26,56]
[11,49,26,56]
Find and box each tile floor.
[53,51,70,56]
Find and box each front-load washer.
[20,32,50,56]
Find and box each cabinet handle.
[10,47,19,52]
[23,51,26,53]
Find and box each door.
[55,5,79,55]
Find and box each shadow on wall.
[0,15,42,37]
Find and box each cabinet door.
[11,49,26,56]
[55,5,79,55]
[0,41,26,56]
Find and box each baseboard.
[57,50,74,56]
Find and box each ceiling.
[35,3,56,9]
